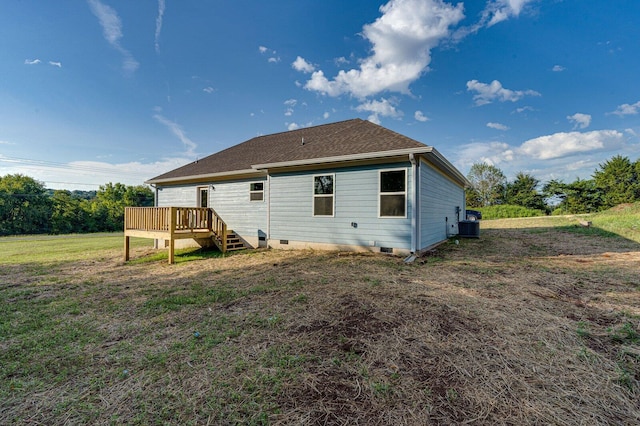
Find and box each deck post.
[124,235,130,261]
[168,207,177,264]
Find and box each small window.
[250,182,264,201]
[379,169,406,217]
[313,174,334,216]
[198,187,208,208]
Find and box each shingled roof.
[148,119,430,183]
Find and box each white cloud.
[487,122,509,130]
[414,110,429,122]
[24,59,41,65]
[259,45,279,63]
[303,0,465,98]
[356,98,403,124]
[552,65,565,72]
[292,56,315,73]
[323,112,330,119]
[155,0,166,53]
[519,130,623,160]
[454,129,631,182]
[203,86,215,94]
[48,61,62,68]
[287,122,300,131]
[483,0,537,27]
[0,140,15,145]
[88,0,139,74]
[284,99,297,107]
[610,100,640,116]
[153,114,197,158]
[466,79,540,106]
[515,106,535,114]
[567,113,591,129]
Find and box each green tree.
[593,155,639,208]
[466,163,506,207]
[543,178,601,214]
[0,174,52,235]
[92,183,154,231]
[504,172,546,211]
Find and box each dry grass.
[1,224,639,425]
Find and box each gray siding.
[156,180,268,241]
[210,178,268,240]
[270,163,413,250]
[156,184,197,207]
[419,159,465,249]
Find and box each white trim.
[253,147,432,170]
[312,173,335,217]
[378,168,407,218]
[249,181,264,202]
[197,186,209,208]
[146,168,265,185]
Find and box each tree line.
[466,155,640,214]
[0,174,154,236]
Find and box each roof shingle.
[149,118,429,182]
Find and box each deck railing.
[124,207,228,262]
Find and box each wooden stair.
[225,231,246,251]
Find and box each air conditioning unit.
[458,220,480,238]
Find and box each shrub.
[477,204,546,219]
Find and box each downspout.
[266,172,271,245]
[409,153,417,254]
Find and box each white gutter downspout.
[409,153,417,254]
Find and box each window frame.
[197,186,209,208]
[378,168,407,218]
[249,181,264,202]
[312,173,335,217]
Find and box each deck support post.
[168,238,175,264]
[124,235,130,262]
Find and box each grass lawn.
[1,217,639,424]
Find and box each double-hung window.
[250,182,264,201]
[379,169,406,217]
[313,174,334,216]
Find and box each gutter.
[146,168,265,185]
[252,147,432,170]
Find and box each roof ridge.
[255,118,363,140]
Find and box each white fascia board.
[251,147,433,170]
[145,168,264,185]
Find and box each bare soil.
[2,226,639,425]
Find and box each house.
[144,118,469,257]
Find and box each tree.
[543,178,601,214]
[504,172,546,211]
[0,174,52,235]
[466,163,506,207]
[92,183,154,231]
[593,155,639,208]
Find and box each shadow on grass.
[127,246,232,265]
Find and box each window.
[250,182,264,201]
[379,169,406,217]
[313,174,334,216]
[198,187,208,208]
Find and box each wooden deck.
[124,207,229,264]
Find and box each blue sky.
[1,0,639,190]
